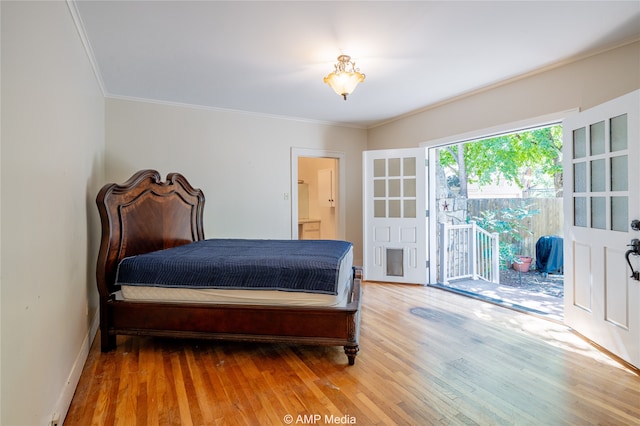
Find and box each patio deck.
[431,277,564,322]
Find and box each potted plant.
[512,255,533,272]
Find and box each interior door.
[563,90,639,368]
[363,148,428,284]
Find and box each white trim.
[106,94,367,129]
[428,148,438,284]
[420,109,578,148]
[66,0,106,96]
[52,310,100,425]
[290,148,346,240]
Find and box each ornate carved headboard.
[96,170,205,297]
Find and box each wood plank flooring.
[65,282,640,425]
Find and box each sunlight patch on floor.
[471,305,629,371]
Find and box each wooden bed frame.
[96,169,361,365]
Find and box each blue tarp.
[535,236,563,274]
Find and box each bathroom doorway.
[291,148,345,241]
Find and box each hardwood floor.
[65,282,640,425]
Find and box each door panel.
[363,148,427,284]
[605,248,628,329]
[572,241,591,310]
[563,90,639,368]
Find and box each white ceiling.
[73,1,640,128]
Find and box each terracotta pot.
[513,256,533,272]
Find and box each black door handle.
[625,239,640,280]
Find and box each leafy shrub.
[472,203,540,269]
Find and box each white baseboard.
[50,310,100,425]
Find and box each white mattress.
[121,245,353,307]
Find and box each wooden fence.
[467,198,563,260]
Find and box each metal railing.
[439,221,500,284]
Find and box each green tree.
[439,125,563,197]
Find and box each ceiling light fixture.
[323,54,365,100]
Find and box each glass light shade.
[324,71,365,100]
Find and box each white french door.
[563,90,640,368]
[363,148,428,284]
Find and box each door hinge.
[425,158,429,167]
[425,210,429,217]
[426,260,430,269]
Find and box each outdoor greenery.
[472,203,540,270]
[438,125,562,269]
[439,125,563,197]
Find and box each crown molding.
[66,0,106,96]
[105,94,368,130]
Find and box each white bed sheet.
[121,245,353,307]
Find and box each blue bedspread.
[115,239,352,295]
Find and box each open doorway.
[290,148,346,241]
[298,157,338,240]
[431,125,565,320]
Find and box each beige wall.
[105,99,367,262]
[368,41,640,149]
[1,1,105,424]
[1,2,638,423]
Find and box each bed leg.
[100,326,116,352]
[100,331,116,352]
[344,344,359,366]
[100,333,115,352]
[99,299,116,352]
